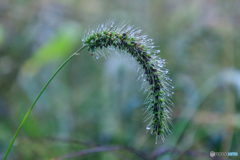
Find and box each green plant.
[4,20,174,159]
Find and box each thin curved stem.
[3,46,86,160]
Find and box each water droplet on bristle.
[146,124,151,130]
[172,86,174,89]
[147,39,153,42]
[96,57,99,59]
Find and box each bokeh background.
[0,0,239,159]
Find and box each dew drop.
[172,86,174,89]
[146,124,151,130]
[167,94,170,96]
[156,50,160,53]
[159,64,163,67]
[96,57,99,59]
[155,141,157,144]
[172,92,174,94]
[165,70,169,74]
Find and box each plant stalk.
[4,46,86,160]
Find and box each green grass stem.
[3,46,86,160]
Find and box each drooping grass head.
[82,20,174,143]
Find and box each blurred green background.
[0,0,239,159]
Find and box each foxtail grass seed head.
[82,20,174,143]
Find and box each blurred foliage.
[0,0,239,160]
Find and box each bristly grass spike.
[83,19,174,143]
